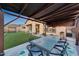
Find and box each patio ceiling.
[0,3,79,26]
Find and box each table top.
[30,36,59,52]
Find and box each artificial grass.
[4,32,38,49]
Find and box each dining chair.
[27,44,43,56]
[49,40,69,56]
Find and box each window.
[66,33,72,37]
[47,27,56,33]
[22,26,25,29]
[35,24,40,34]
[52,28,56,33]
[27,24,32,33]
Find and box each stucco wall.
[56,26,66,37]
[4,25,23,32]
[25,20,68,36]
[25,20,44,34]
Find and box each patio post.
[74,15,79,45]
[43,23,47,36]
[0,11,4,56]
[76,23,79,45]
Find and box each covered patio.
[0,3,79,56]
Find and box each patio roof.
[0,3,79,26]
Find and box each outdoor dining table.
[18,36,78,56]
[30,36,60,55]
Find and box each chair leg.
[28,53,31,56]
[43,51,49,56]
[28,52,33,56]
[65,50,68,56]
[39,51,44,56]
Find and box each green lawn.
[4,32,39,49]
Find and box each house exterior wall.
[25,20,68,37]
[46,26,67,37]
[4,27,8,32]
[8,27,16,32]
[19,25,27,32]
[25,20,44,34]
[55,26,66,37]
[4,24,24,32]
[4,20,72,38]
[15,26,22,32]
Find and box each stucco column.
[0,11,4,56]
[43,23,47,36]
[75,27,79,45]
[74,16,79,45]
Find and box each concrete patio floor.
[4,42,30,56]
[76,45,79,55]
[4,36,78,56]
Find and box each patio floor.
[4,36,78,56]
[76,45,79,55]
[4,42,30,56]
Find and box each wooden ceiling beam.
[30,4,53,17]
[4,11,45,24]
[7,4,21,11]
[7,4,16,7]
[4,11,27,19]
[36,4,68,19]
[53,21,74,26]
[40,4,74,20]
[47,17,74,26]
[31,4,65,18]
[40,4,78,20]
[47,14,75,23]
[46,13,76,24]
[4,4,28,26]
[44,9,78,22]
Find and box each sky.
[3,9,27,25]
